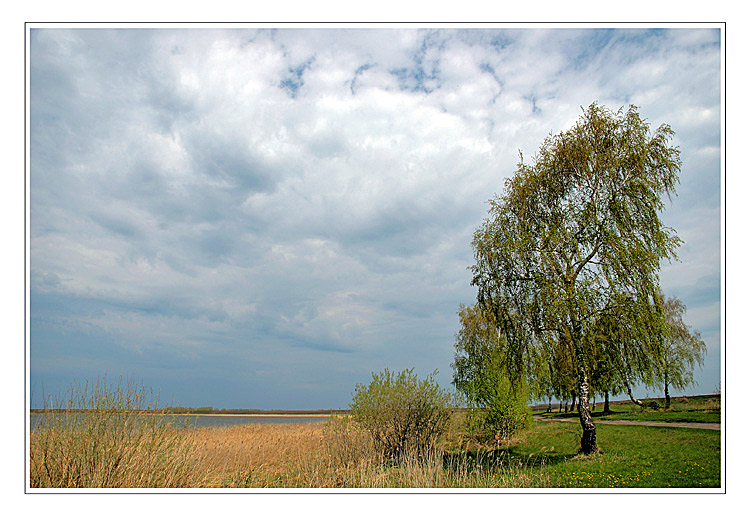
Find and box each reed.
[29,377,208,488]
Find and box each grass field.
[474,420,721,488]
[29,397,722,489]
[538,394,722,425]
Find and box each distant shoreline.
[172,413,333,418]
[29,409,341,417]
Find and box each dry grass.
[29,378,209,488]
[188,421,332,487]
[30,419,206,488]
[184,418,386,487]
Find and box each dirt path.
[534,416,720,431]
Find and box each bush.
[349,368,453,463]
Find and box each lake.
[171,415,331,428]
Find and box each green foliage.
[452,303,505,396]
[452,304,531,441]
[589,295,662,397]
[349,368,453,462]
[465,375,532,443]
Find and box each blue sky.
[28,27,722,410]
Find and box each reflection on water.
[29,413,330,430]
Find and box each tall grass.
[29,377,207,488]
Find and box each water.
[173,415,330,428]
[30,413,331,430]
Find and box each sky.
[28,26,723,410]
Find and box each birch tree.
[656,293,707,408]
[470,103,681,454]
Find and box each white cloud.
[29,27,723,408]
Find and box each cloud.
[29,27,723,408]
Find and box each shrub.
[349,368,453,463]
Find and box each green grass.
[446,420,720,488]
[599,395,720,424]
[598,410,719,424]
[538,395,721,424]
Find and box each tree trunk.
[664,378,671,409]
[574,347,597,454]
[604,390,610,414]
[547,396,552,413]
[624,373,644,406]
[571,395,576,412]
[564,401,568,412]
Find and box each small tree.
[464,373,531,444]
[452,304,531,442]
[656,293,707,408]
[349,368,452,463]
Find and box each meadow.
[29,384,721,489]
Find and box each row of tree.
[452,103,706,454]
